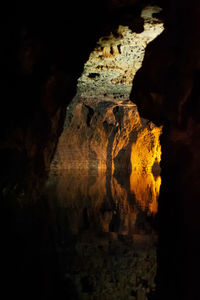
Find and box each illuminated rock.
[77,6,164,100]
[130,123,162,214]
[51,97,162,215]
[51,98,138,171]
[51,5,164,215]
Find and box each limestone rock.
[77,6,164,100]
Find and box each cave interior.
[1,1,200,299]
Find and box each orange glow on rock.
[130,124,162,215]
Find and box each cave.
[1,1,200,300]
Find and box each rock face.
[51,96,162,216]
[51,6,163,216]
[51,98,139,170]
[77,6,164,100]
[0,2,163,201]
[46,9,164,298]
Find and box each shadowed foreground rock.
[131,1,200,299]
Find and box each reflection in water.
[46,114,162,300]
[45,6,164,297]
[46,168,158,300]
[130,124,162,215]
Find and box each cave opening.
[45,5,164,299]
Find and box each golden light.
[50,5,164,217]
[130,124,162,215]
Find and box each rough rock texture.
[51,99,139,170]
[51,5,163,218]
[51,95,162,216]
[77,6,164,100]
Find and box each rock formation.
[51,6,163,218]
[2,0,200,299]
[44,7,164,298]
[77,7,163,100]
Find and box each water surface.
[45,169,158,300]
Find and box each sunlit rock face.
[77,6,164,100]
[51,6,164,217]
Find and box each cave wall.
[50,6,163,220]
[0,1,148,198]
[1,0,200,299]
[51,98,139,171]
[1,0,167,197]
[130,1,200,299]
[0,2,155,298]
